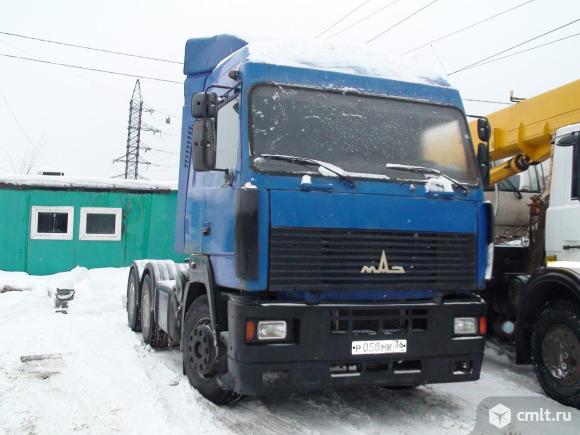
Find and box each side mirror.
[556,132,580,147]
[191,119,216,171]
[191,92,218,118]
[477,117,491,143]
[477,142,490,187]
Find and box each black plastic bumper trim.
[220,296,486,395]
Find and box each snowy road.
[0,267,554,434]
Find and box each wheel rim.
[142,285,150,338]
[128,281,135,323]
[186,318,216,378]
[542,323,579,386]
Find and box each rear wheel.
[127,267,141,332]
[183,295,238,405]
[532,300,580,408]
[141,273,168,348]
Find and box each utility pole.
[113,79,163,179]
[114,80,144,179]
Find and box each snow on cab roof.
[0,174,176,192]
[226,35,450,87]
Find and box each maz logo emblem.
[360,250,405,274]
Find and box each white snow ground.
[0,267,553,435]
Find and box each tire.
[531,300,580,409]
[140,273,169,348]
[183,295,238,405]
[127,267,141,332]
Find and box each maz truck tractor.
[125,34,492,404]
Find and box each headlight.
[257,320,287,341]
[454,317,477,335]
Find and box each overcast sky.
[1,0,579,181]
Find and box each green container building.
[0,175,182,275]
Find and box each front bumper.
[219,296,486,396]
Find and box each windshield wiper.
[384,163,469,194]
[256,154,355,187]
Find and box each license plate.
[351,339,407,355]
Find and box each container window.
[79,207,122,241]
[30,206,74,240]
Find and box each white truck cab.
[546,123,580,267]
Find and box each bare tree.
[18,142,44,174]
[1,90,44,174]
[0,145,17,173]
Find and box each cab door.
[201,98,240,281]
[546,127,580,260]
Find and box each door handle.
[563,245,580,250]
[300,179,334,192]
[202,222,211,236]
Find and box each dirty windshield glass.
[250,84,479,184]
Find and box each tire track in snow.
[209,399,316,435]
[135,338,314,435]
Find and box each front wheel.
[183,295,238,405]
[532,300,580,408]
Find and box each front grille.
[269,227,477,291]
[330,308,429,336]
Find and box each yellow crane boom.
[469,80,580,185]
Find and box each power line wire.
[449,18,580,75]
[143,145,176,155]
[1,38,180,129]
[463,98,512,105]
[450,31,580,75]
[0,30,183,64]
[326,0,402,40]
[366,0,440,44]
[401,0,535,55]
[0,52,182,84]
[315,0,371,39]
[142,103,178,120]
[430,44,447,74]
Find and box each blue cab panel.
[175,35,248,253]
[177,34,488,301]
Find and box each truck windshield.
[250,84,479,184]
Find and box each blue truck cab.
[128,34,491,404]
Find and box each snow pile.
[242,181,258,190]
[0,174,176,191]
[425,175,455,193]
[0,266,129,318]
[241,36,449,87]
[0,266,126,298]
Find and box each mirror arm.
[206,84,241,107]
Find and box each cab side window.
[215,98,240,169]
[572,144,580,200]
